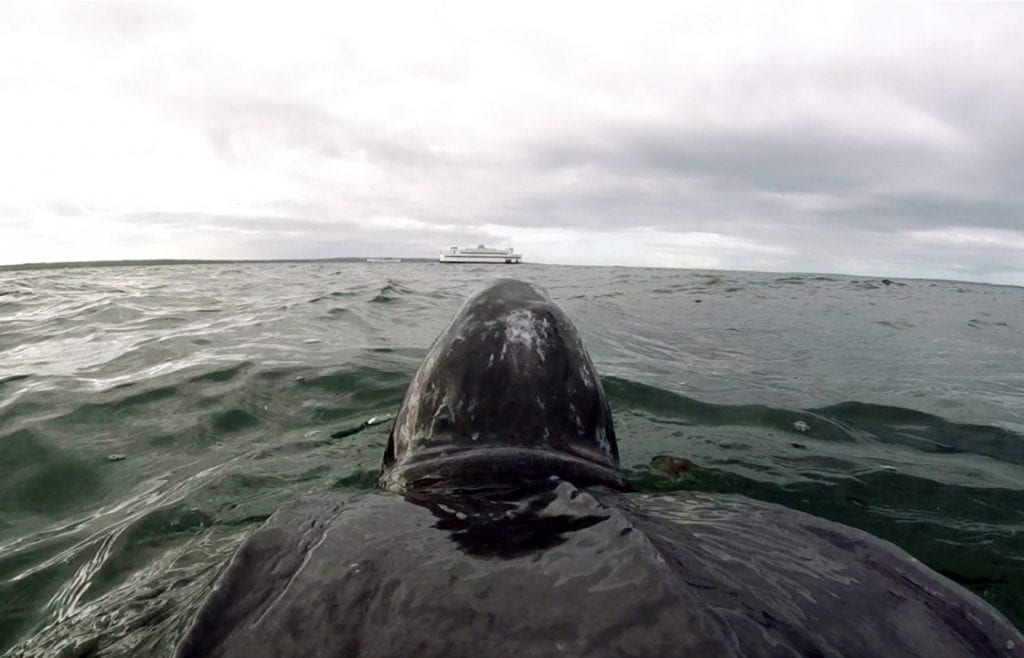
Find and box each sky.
[1,2,1023,284]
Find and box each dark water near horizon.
[1,262,1022,655]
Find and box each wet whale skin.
[177,279,1024,657]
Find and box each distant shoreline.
[0,257,436,271]
[0,258,1019,290]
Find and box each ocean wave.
[2,261,1023,650]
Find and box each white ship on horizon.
[439,245,522,264]
[366,257,403,263]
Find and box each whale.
[178,278,1024,657]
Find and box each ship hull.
[439,255,521,264]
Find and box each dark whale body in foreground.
[179,279,1023,657]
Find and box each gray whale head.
[380,279,627,492]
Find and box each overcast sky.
[1,2,1023,284]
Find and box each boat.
[366,257,403,263]
[439,245,522,264]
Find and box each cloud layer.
[1,2,1022,283]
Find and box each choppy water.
[1,261,1022,655]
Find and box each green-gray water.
[1,262,1022,655]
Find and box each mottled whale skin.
[178,279,1024,658]
[381,277,626,493]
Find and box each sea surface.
[1,261,1022,655]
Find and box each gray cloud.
[60,2,194,38]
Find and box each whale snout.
[380,279,626,492]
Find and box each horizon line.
[0,257,1020,290]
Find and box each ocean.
[1,261,1022,654]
